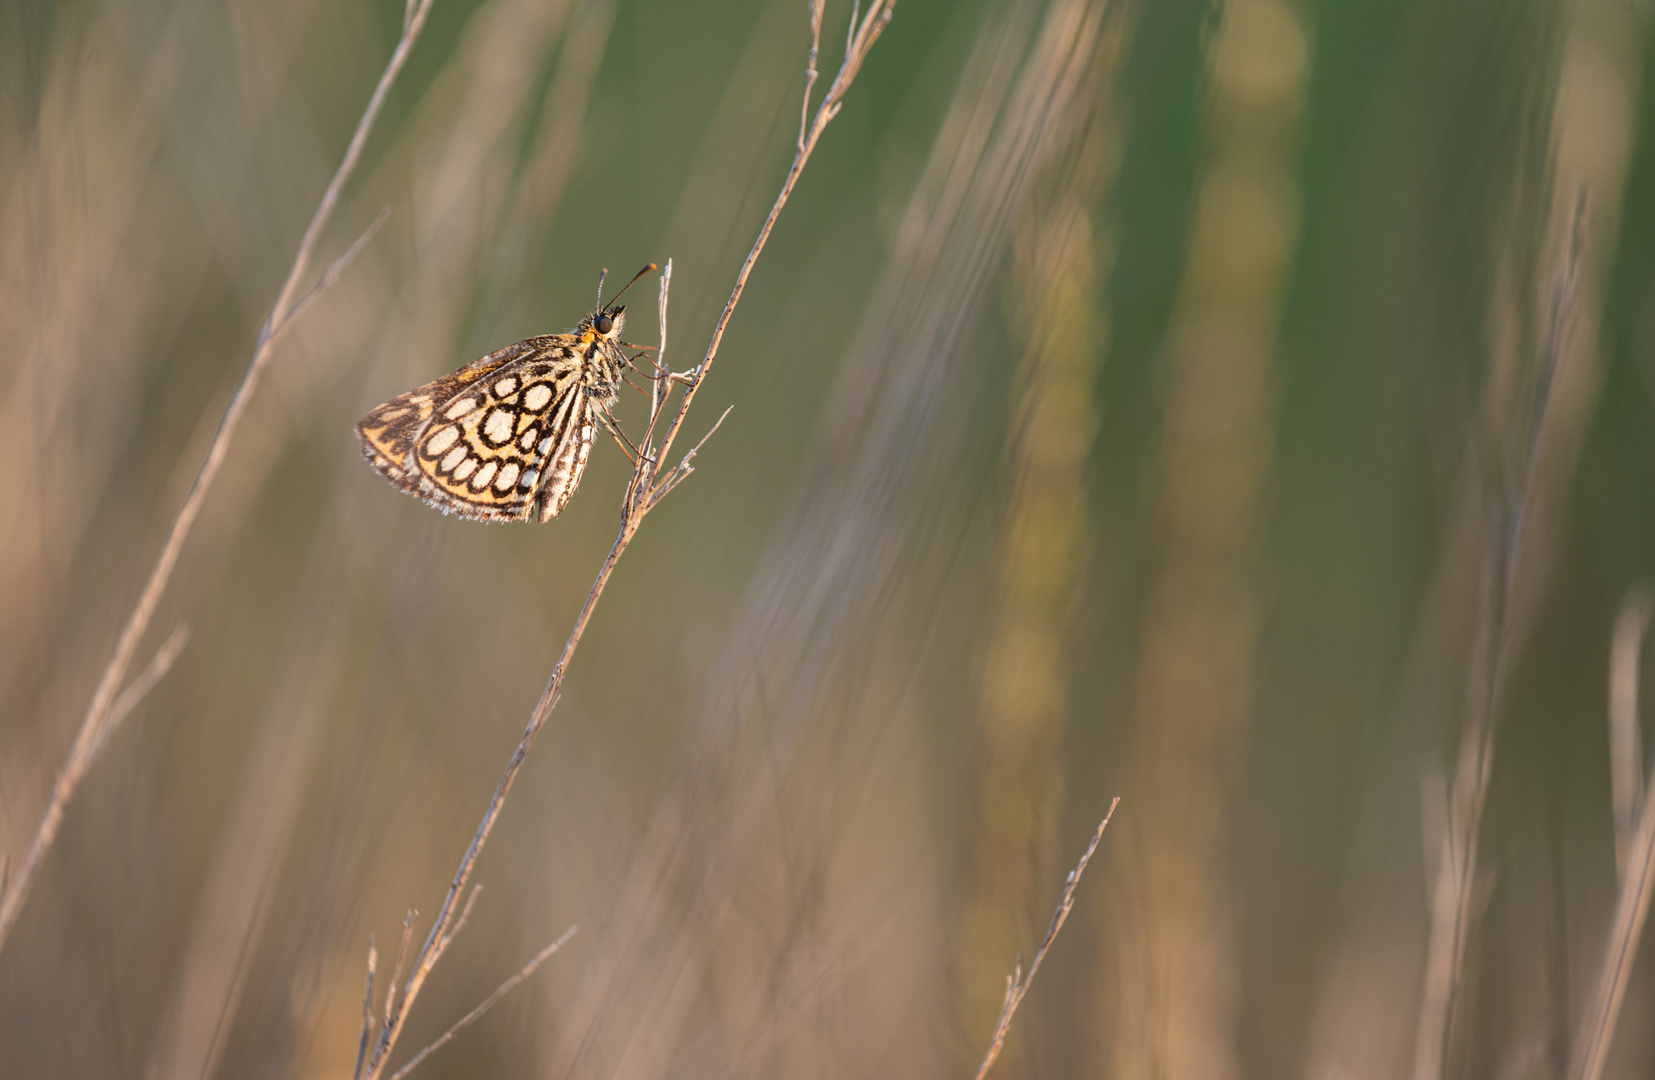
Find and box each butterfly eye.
[594,313,614,334]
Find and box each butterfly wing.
[356,338,535,488]
[358,334,607,522]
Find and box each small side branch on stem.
[387,924,580,1080]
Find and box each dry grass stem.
[379,911,420,1050]
[387,924,580,1080]
[645,260,674,435]
[0,0,438,956]
[448,885,483,948]
[352,9,894,1077]
[1569,587,1655,1080]
[973,798,1119,1080]
[355,938,380,1080]
[801,0,825,152]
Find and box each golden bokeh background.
[2,0,1654,1077]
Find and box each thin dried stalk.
[800,0,825,152]
[0,0,437,955]
[1568,589,1655,1080]
[355,8,895,1077]
[973,799,1119,1080]
[354,938,379,1080]
[377,910,420,1055]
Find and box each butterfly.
[356,265,656,522]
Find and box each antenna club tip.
[645,262,658,272]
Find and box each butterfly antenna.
[595,268,609,311]
[605,263,658,313]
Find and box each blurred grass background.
[2,0,1654,1077]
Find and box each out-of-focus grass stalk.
[951,37,1120,1070]
[1104,0,1305,1075]
[1569,587,1655,1080]
[0,37,133,699]
[487,0,620,310]
[351,8,896,1077]
[651,0,806,327]
[1609,588,1653,874]
[1306,3,1642,1071]
[0,0,438,957]
[543,2,1110,1074]
[1411,198,1585,1080]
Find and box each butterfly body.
[357,307,629,522]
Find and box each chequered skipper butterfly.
[356,264,656,522]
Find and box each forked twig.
[647,405,735,509]
[973,799,1119,1080]
[386,924,579,1080]
[444,885,483,953]
[0,0,436,956]
[91,622,191,760]
[283,205,394,332]
[352,7,897,1077]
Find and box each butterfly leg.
[627,349,671,379]
[595,403,652,466]
[622,350,691,395]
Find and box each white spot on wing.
[471,461,498,490]
[524,384,553,411]
[440,446,467,472]
[493,376,518,397]
[425,426,459,454]
[520,468,538,490]
[519,427,538,451]
[484,409,513,444]
[444,397,478,420]
[453,457,478,481]
[495,463,520,490]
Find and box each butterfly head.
[590,307,625,338]
[587,262,656,341]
